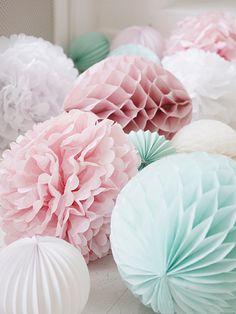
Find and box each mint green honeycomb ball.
[111,152,236,314]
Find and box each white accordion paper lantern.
[0,34,78,152]
[0,236,90,314]
[162,49,236,128]
[172,119,236,160]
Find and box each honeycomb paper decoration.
[111,152,236,314]
[172,119,236,160]
[128,130,175,170]
[64,56,192,139]
[0,236,90,314]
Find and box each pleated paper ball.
[162,48,236,128]
[172,119,236,160]
[0,236,90,314]
[64,56,192,139]
[70,32,110,72]
[108,44,160,64]
[111,152,236,314]
[0,34,78,152]
[111,26,165,58]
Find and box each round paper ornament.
[0,236,90,314]
[0,34,78,152]
[128,130,175,170]
[108,44,160,64]
[111,152,236,314]
[172,119,236,160]
[111,26,164,58]
[162,48,236,128]
[70,32,110,72]
[165,11,236,61]
[64,56,192,139]
[0,110,139,263]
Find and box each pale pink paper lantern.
[111,26,165,58]
[165,11,236,61]
[64,56,192,139]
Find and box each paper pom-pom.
[111,152,236,313]
[163,49,236,127]
[0,34,78,152]
[0,110,139,263]
[128,130,175,170]
[111,26,165,58]
[172,119,236,160]
[108,44,160,64]
[0,236,90,314]
[64,56,192,139]
[165,11,236,61]
[70,32,110,73]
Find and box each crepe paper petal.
[172,119,236,160]
[0,34,78,153]
[111,152,236,314]
[162,48,236,129]
[0,236,90,314]
[165,11,236,61]
[111,26,165,58]
[128,130,176,170]
[70,32,110,72]
[0,110,139,263]
[64,56,192,140]
[108,44,160,64]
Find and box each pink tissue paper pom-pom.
[64,56,192,139]
[111,26,165,58]
[165,11,236,61]
[0,110,139,263]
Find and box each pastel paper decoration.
[162,48,236,128]
[111,26,165,58]
[128,130,175,170]
[172,119,236,160]
[108,44,160,64]
[69,32,110,72]
[165,11,236,61]
[0,110,139,263]
[0,236,90,314]
[64,56,192,139]
[0,34,78,152]
[111,152,236,314]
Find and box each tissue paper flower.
[0,110,139,263]
[165,11,236,61]
[111,152,236,314]
[128,130,175,170]
[0,236,90,314]
[64,56,192,139]
[108,44,160,64]
[172,119,236,160]
[111,26,165,58]
[162,49,236,127]
[0,34,78,152]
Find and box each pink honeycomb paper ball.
[0,110,139,263]
[64,56,192,139]
[165,11,236,61]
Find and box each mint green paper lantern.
[108,44,160,64]
[70,32,110,72]
[111,152,236,314]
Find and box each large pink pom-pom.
[165,11,236,61]
[111,26,165,58]
[64,56,192,139]
[0,110,139,263]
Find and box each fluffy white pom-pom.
[172,119,236,160]
[162,49,236,128]
[0,34,78,152]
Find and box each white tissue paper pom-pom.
[0,34,78,152]
[162,48,236,128]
